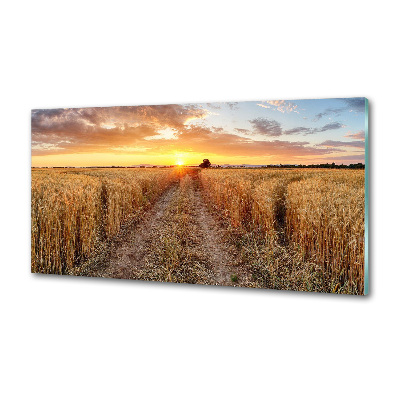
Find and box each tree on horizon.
[199,159,211,168]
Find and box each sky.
[31,97,366,167]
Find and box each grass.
[200,168,365,294]
[31,167,365,294]
[31,168,178,274]
[130,173,217,285]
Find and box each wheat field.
[200,169,365,293]
[31,168,178,274]
[32,167,365,294]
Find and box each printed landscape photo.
[31,98,368,294]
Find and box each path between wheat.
[84,176,246,286]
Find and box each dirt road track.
[83,175,247,286]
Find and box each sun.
[176,160,184,166]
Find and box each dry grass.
[200,170,257,229]
[286,171,365,293]
[200,168,365,294]
[130,172,217,285]
[31,168,178,274]
[31,167,365,294]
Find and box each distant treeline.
[33,162,365,170]
[302,163,365,169]
[277,163,365,169]
[213,163,365,169]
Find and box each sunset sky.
[31,98,366,167]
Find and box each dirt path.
[82,184,178,279]
[107,184,179,279]
[191,185,241,285]
[83,174,246,286]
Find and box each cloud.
[206,103,221,110]
[284,127,315,135]
[249,118,282,137]
[317,140,365,148]
[32,104,207,134]
[226,102,239,110]
[32,104,356,163]
[344,98,365,112]
[257,100,299,114]
[171,125,340,158]
[212,127,224,133]
[284,122,345,136]
[317,122,345,132]
[234,128,250,135]
[314,98,366,121]
[345,130,365,141]
[313,108,344,121]
[248,119,344,138]
[31,104,208,155]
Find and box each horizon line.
[32,162,365,169]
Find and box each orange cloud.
[32,104,353,166]
[345,130,365,141]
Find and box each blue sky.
[202,98,364,144]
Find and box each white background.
[1,1,398,399]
